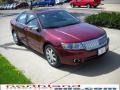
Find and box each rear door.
[15,12,28,45]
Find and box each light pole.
[30,0,33,10]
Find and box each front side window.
[27,19,39,30]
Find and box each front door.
[26,14,42,52]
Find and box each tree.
[0,0,6,3]
[0,0,15,4]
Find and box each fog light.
[73,59,81,63]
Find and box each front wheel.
[93,5,97,8]
[44,45,61,67]
[78,6,81,8]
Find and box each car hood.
[45,23,106,43]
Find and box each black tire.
[93,5,97,8]
[78,6,81,8]
[87,4,91,8]
[70,4,75,8]
[44,44,61,67]
[51,4,55,6]
[12,31,22,45]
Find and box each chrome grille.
[82,34,108,50]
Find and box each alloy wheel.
[45,45,61,67]
[46,47,57,65]
[13,31,18,44]
[12,31,22,45]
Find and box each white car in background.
[55,0,66,4]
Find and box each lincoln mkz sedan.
[10,9,109,67]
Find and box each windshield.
[37,10,80,29]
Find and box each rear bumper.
[55,39,109,65]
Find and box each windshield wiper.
[65,22,80,26]
[46,26,60,29]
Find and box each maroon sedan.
[10,9,109,67]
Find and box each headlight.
[61,43,84,50]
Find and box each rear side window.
[17,13,27,24]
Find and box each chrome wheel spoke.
[13,32,18,43]
[45,47,57,65]
[52,57,56,62]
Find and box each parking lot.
[0,9,120,84]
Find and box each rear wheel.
[12,31,22,45]
[70,4,75,8]
[51,4,55,6]
[44,45,61,67]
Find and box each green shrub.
[85,12,120,29]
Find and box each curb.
[0,13,19,17]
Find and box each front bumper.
[55,39,109,65]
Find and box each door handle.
[24,27,28,31]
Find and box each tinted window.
[27,19,39,29]
[17,13,27,24]
[27,14,36,23]
[37,10,80,29]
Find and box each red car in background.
[10,9,109,67]
[70,0,101,8]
